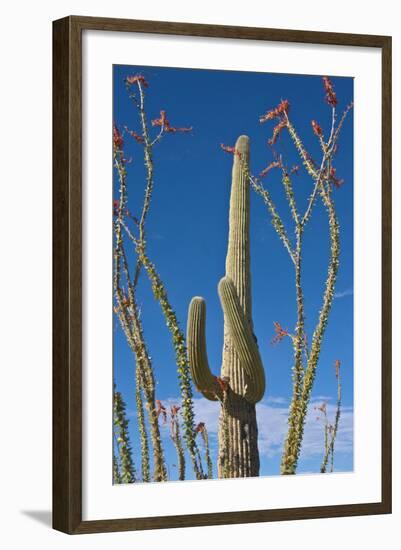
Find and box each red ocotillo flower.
[329,167,344,189]
[165,125,192,133]
[113,199,120,216]
[195,422,205,433]
[322,76,338,107]
[152,110,192,133]
[113,200,134,219]
[271,321,289,345]
[151,110,167,127]
[259,160,280,179]
[113,124,124,150]
[260,99,290,123]
[311,120,323,137]
[155,400,167,424]
[290,164,300,175]
[268,120,287,145]
[125,127,144,143]
[334,359,341,379]
[170,405,181,417]
[220,143,240,157]
[126,74,149,88]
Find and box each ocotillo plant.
[169,404,186,481]
[113,386,136,484]
[222,77,352,475]
[318,359,342,473]
[195,422,213,480]
[187,135,266,478]
[113,455,122,484]
[114,73,204,481]
[114,122,167,482]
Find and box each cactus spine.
[187,135,266,478]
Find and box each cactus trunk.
[218,397,259,477]
[219,136,258,477]
[187,135,265,478]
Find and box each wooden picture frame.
[53,15,392,534]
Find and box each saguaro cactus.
[187,135,266,478]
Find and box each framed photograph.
[53,16,392,534]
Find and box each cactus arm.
[187,297,221,401]
[218,276,265,403]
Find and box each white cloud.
[312,395,334,402]
[184,395,353,462]
[265,396,288,405]
[297,400,353,458]
[126,408,137,419]
[159,396,221,437]
[193,398,221,432]
[334,288,353,299]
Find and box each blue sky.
[113,64,354,481]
